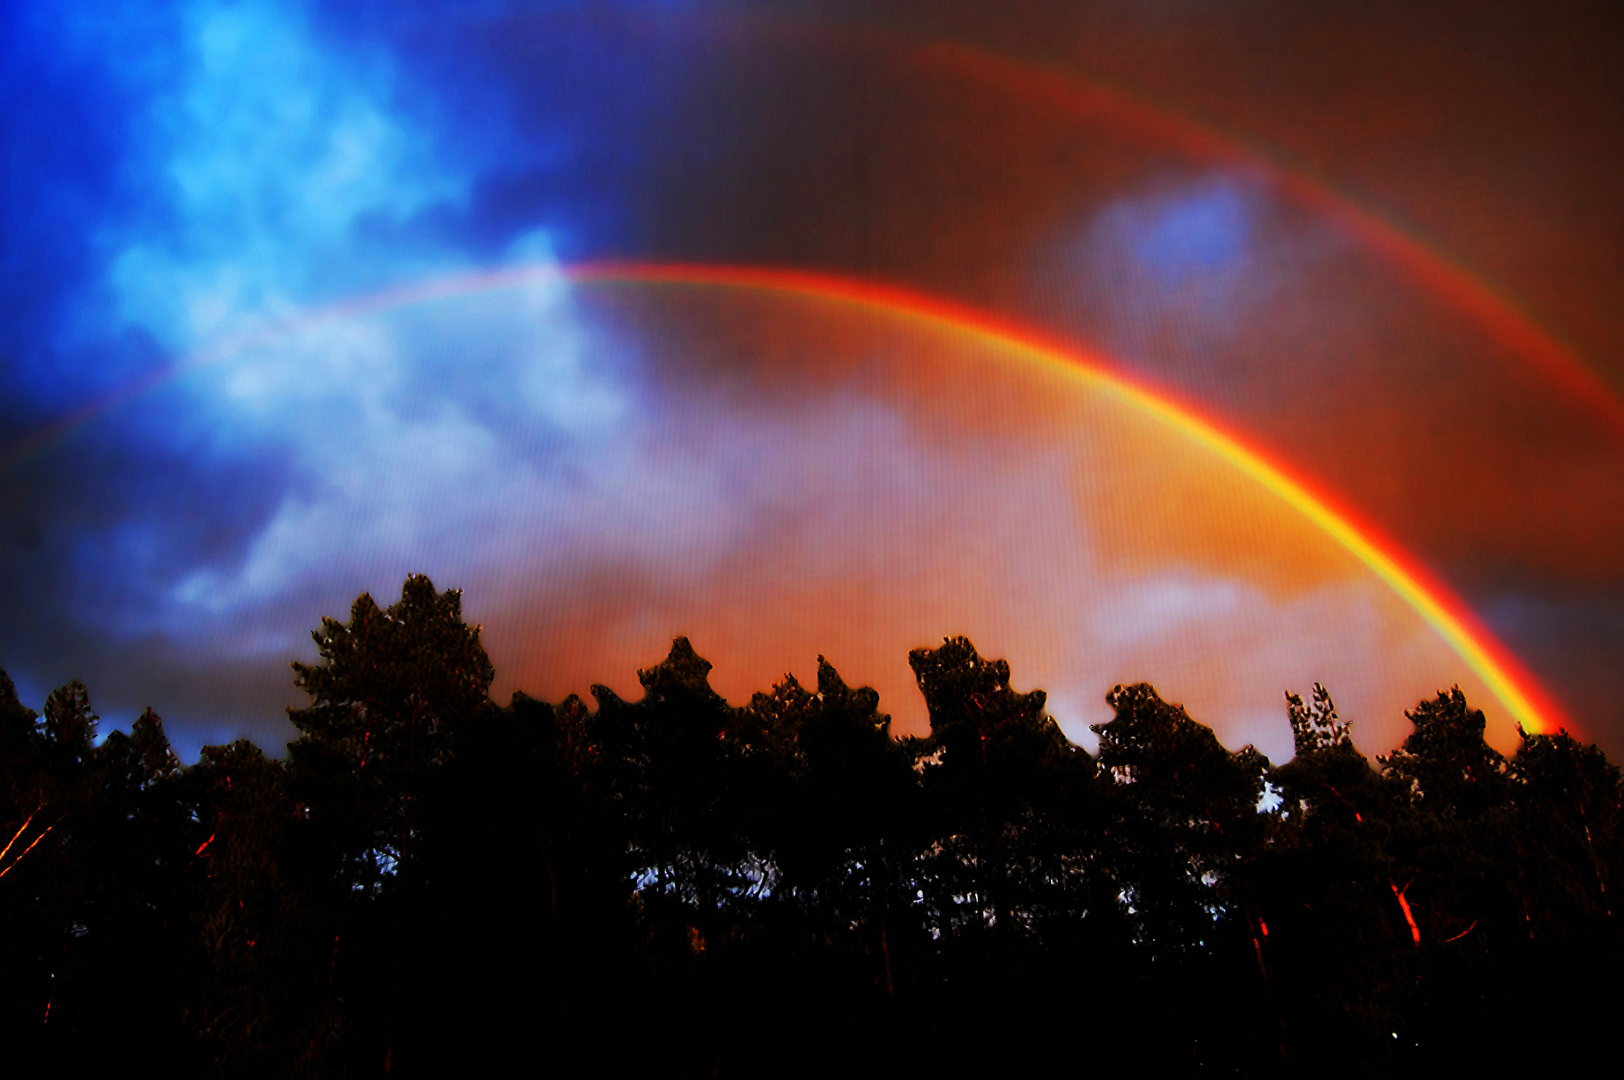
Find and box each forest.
[2,574,1620,1077]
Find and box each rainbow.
[668,11,1624,434]
[0,260,1571,736]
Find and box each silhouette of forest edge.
[2,573,1620,1078]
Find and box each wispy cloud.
[100,0,466,351]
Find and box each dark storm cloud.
[0,6,170,411]
[1484,589,1624,736]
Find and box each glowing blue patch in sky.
[1130,183,1249,286]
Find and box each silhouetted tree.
[286,574,494,890]
[744,658,913,908]
[1264,687,1417,1073]
[908,636,1074,934]
[189,739,319,1078]
[5,578,1624,1078]
[1496,725,1624,1071]
[1511,726,1623,925]
[1092,682,1278,1071]
[1377,690,1520,1013]
[0,678,199,1072]
[280,574,497,1075]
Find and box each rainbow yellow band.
[0,259,1571,737]
[565,262,1571,738]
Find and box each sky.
[1,0,1620,762]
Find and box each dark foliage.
[2,577,1620,1076]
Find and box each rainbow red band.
[566,262,1570,737]
[0,260,1574,738]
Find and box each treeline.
[2,575,1620,1077]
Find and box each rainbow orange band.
[567,263,1569,737]
[0,260,1572,738]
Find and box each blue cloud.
[96,1,470,354]
[1088,175,1256,306]
[0,1,630,741]
[1129,183,1249,285]
[0,4,173,409]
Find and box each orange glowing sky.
[3,1,1618,759]
[382,275,1533,760]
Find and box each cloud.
[99,0,465,353]
[1035,169,1362,417]
[1080,174,1262,335]
[1096,574,1246,646]
[0,0,613,736]
[1123,181,1251,287]
[4,2,1599,763]
[1045,566,1495,759]
[40,1,640,634]
[148,282,636,642]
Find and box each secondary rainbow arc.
[711,8,1624,433]
[901,40,1624,438]
[3,260,1571,738]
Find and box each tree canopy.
[1,575,1619,1077]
